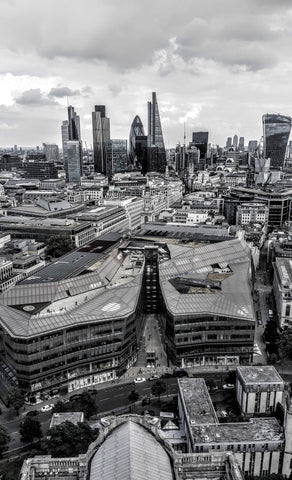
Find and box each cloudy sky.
[1,0,292,149]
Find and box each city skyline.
[1,0,292,148]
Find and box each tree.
[128,390,139,403]
[0,425,10,457]
[45,234,74,258]
[53,392,98,420]
[46,421,97,457]
[277,330,292,361]
[151,380,166,401]
[73,392,97,419]
[7,388,24,416]
[20,416,42,443]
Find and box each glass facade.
[147,92,166,172]
[129,115,145,165]
[92,105,111,174]
[263,114,291,169]
[105,139,128,177]
[192,131,209,159]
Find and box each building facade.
[263,114,291,169]
[92,105,111,175]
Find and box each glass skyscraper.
[66,141,82,183]
[263,114,291,169]
[129,115,145,164]
[192,131,209,158]
[62,106,82,183]
[105,139,128,177]
[92,105,111,175]
[147,92,166,172]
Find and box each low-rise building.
[178,377,289,477]
[273,256,292,328]
[236,365,284,415]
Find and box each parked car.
[223,384,235,390]
[134,377,146,384]
[41,404,54,412]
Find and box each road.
[1,372,231,452]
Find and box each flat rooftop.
[237,366,284,385]
[192,418,284,445]
[178,378,218,425]
[50,411,84,428]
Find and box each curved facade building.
[263,114,291,169]
[159,239,255,367]
[129,115,145,162]
[0,247,145,395]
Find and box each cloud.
[49,86,80,98]
[14,88,57,106]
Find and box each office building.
[248,140,258,154]
[236,365,284,415]
[105,139,128,177]
[65,141,82,183]
[178,374,292,477]
[62,107,82,182]
[147,92,166,172]
[226,137,232,149]
[160,238,255,367]
[263,114,291,169]
[129,115,145,165]
[239,137,245,151]
[233,134,238,148]
[192,132,209,159]
[68,106,81,142]
[61,120,69,159]
[92,105,111,174]
[43,143,59,162]
[23,160,58,180]
[236,202,269,226]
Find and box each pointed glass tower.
[147,92,166,172]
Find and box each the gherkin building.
[129,115,145,164]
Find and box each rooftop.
[159,238,254,320]
[50,411,84,428]
[237,366,284,385]
[178,378,218,425]
[192,418,284,445]
[90,420,174,480]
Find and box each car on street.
[223,384,235,390]
[134,377,146,384]
[41,404,54,412]
[148,374,160,381]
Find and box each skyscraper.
[233,134,238,148]
[226,137,232,149]
[192,131,209,158]
[65,141,82,183]
[147,92,166,172]
[92,105,111,175]
[129,115,145,165]
[62,106,82,182]
[68,105,81,141]
[263,114,292,168]
[105,139,128,177]
[61,120,69,160]
[239,137,245,151]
